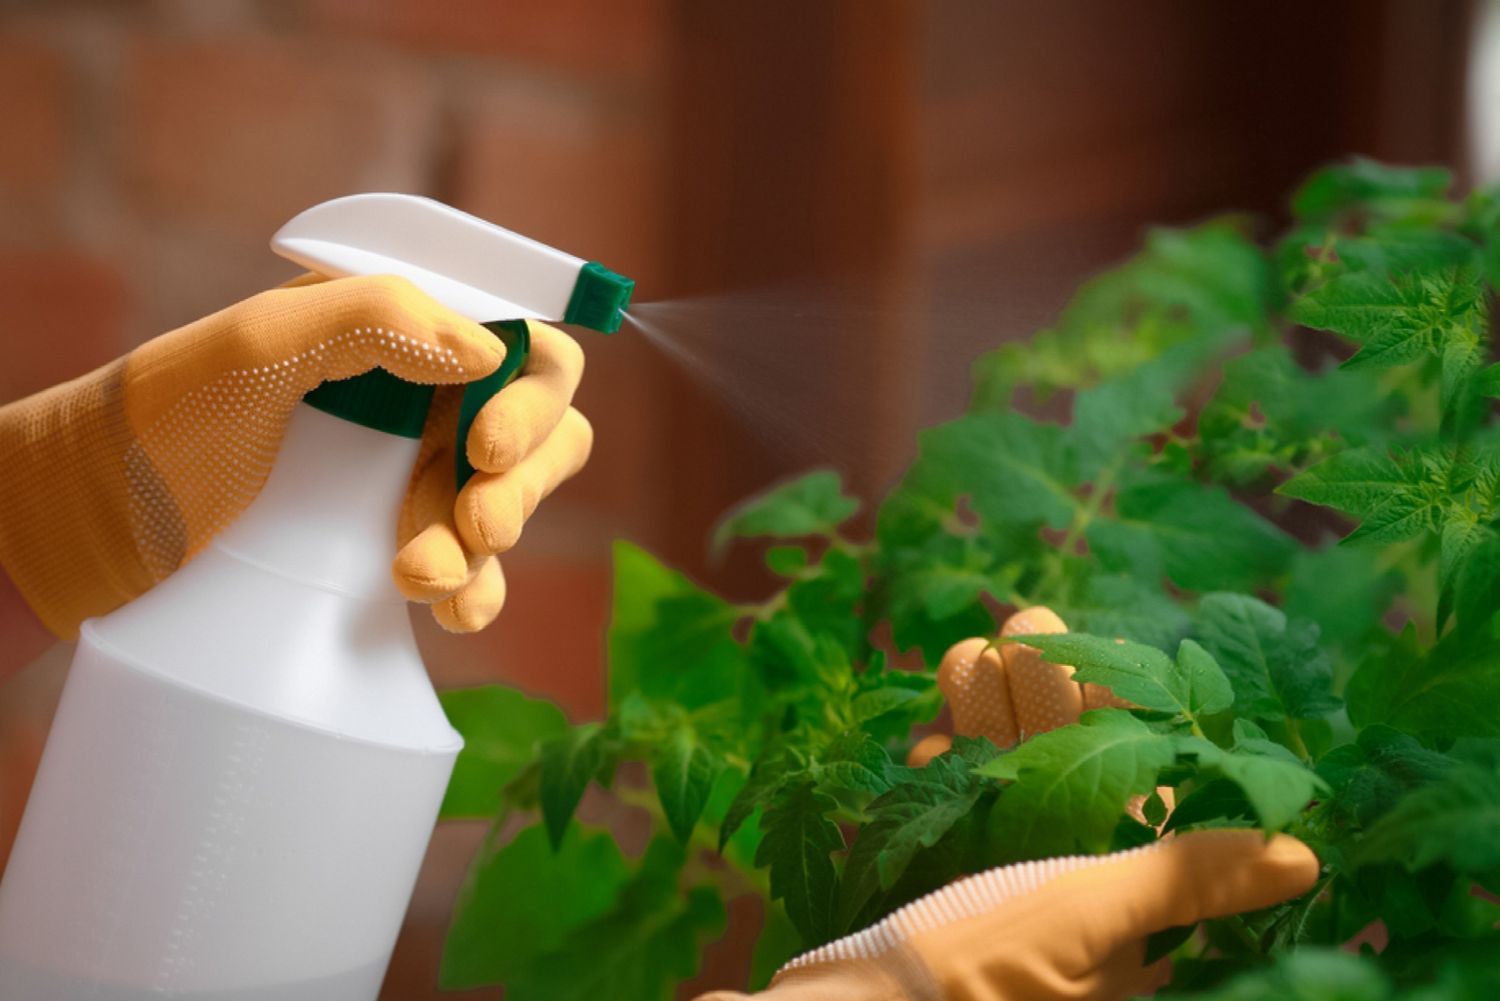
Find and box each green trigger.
[455,319,531,490]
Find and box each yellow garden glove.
[0,273,591,638]
[698,829,1319,1001]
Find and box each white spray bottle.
[0,195,633,1000]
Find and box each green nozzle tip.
[564,261,634,334]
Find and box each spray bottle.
[0,195,633,1000]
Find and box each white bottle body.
[0,405,461,1000]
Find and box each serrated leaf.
[1011,632,1231,720]
[1438,516,1489,631]
[837,752,988,931]
[651,725,720,844]
[1278,449,1418,516]
[505,837,725,1001]
[1347,624,1500,740]
[907,412,1079,530]
[1293,158,1452,224]
[1069,351,1190,474]
[1194,593,1340,720]
[982,709,1177,857]
[712,471,860,554]
[756,783,845,944]
[1285,545,1398,652]
[1289,269,1484,379]
[441,824,629,990]
[609,541,754,710]
[1087,476,1296,592]
[1357,764,1500,873]
[1050,572,1194,650]
[1317,725,1454,829]
[814,729,897,795]
[439,685,569,820]
[719,750,802,853]
[1176,735,1328,831]
[540,723,617,849]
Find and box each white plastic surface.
[0,406,461,999]
[271,193,586,323]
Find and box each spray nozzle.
[564,262,635,334]
[271,193,636,488]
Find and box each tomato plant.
[436,159,1500,999]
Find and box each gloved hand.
[0,273,591,638]
[701,830,1318,1001]
[695,607,1320,1000]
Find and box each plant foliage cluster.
[436,160,1500,999]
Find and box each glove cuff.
[0,362,157,638]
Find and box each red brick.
[0,250,129,403]
[120,38,439,232]
[0,34,70,243]
[308,0,668,84]
[450,78,666,285]
[0,34,69,236]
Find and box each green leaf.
[1176,735,1328,831]
[1337,228,1480,275]
[1293,158,1452,224]
[906,412,1078,531]
[720,749,803,852]
[765,544,809,576]
[1357,763,1500,873]
[1288,268,1485,375]
[506,837,725,1001]
[1347,624,1500,740]
[837,751,989,931]
[1086,475,1296,592]
[1069,351,1190,474]
[440,824,629,990]
[712,471,861,554]
[756,782,845,944]
[967,222,1269,410]
[813,729,897,795]
[1317,725,1454,830]
[1438,516,1490,631]
[1196,346,1397,486]
[1285,545,1398,652]
[1279,449,1420,517]
[1194,593,1340,720]
[1454,534,1500,635]
[540,722,617,848]
[608,540,753,710]
[1168,946,1392,1001]
[1011,632,1232,720]
[438,685,568,820]
[651,724,721,844]
[1049,572,1193,651]
[874,529,1010,664]
[982,710,1177,857]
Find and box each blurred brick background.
[0,0,1476,997]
